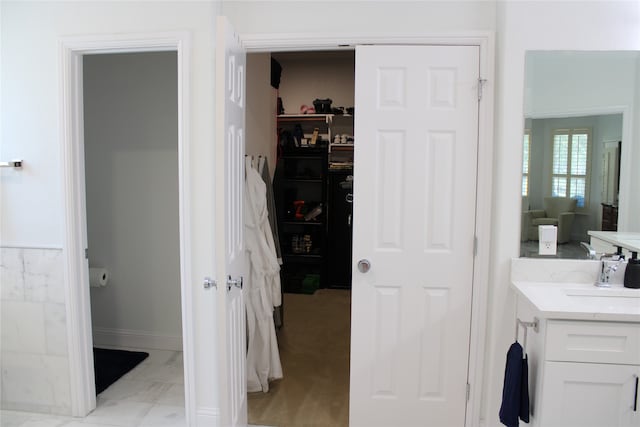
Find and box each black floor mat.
[93,347,149,395]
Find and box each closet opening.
[82,51,185,410]
[245,50,355,427]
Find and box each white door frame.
[240,31,495,426]
[59,32,195,419]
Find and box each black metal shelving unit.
[274,146,328,294]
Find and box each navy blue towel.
[499,342,530,426]
[520,355,530,423]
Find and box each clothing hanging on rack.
[257,156,284,329]
[244,155,283,393]
[257,156,282,264]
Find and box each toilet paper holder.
[89,267,109,288]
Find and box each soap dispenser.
[624,252,640,289]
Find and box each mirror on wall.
[520,51,639,258]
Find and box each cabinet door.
[539,361,639,427]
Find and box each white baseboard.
[92,327,182,351]
[196,407,220,426]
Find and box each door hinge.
[466,382,471,401]
[473,236,478,256]
[478,78,487,101]
[85,248,89,260]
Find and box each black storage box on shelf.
[313,98,332,114]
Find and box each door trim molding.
[241,32,494,52]
[239,31,495,427]
[59,31,194,420]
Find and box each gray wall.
[83,52,182,349]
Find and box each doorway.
[82,51,184,406]
[243,43,490,427]
[244,50,354,427]
[60,33,193,419]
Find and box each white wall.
[271,51,355,115]
[83,52,182,349]
[1,0,222,418]
[222,1,496,34]
[490,2,639,426]
[246,53,278,177]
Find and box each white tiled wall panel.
[0,247,71,415]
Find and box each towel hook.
[515,317,539,353]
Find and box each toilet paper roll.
[89,268,109,288]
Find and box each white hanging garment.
[247,156,281,308]
[244,156,283,392]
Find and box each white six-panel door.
[215,16,248,427]
[350,45,480,427]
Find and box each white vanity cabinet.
[511,258,640,427]
[534,320,640,427]
[541,362,638,427]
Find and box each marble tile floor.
[1,348,187,427]
[1,347,274,427]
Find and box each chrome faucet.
[581,243,625,287]
[580,242,624,288]
[596,255,625,288]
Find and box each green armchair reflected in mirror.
[522,197,577,244]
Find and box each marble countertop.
[512,281,640,322]
[588,230,640,253]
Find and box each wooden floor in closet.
[248,288,351,427]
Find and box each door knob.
[203,277,217,289]
[357,259,371,273]
[227,275,243,291]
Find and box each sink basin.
[561,286,640,314]
[564,287,640,298]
